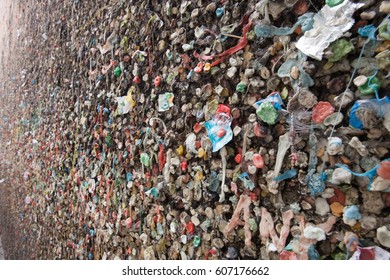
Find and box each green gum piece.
[256,101,278,125]
[166,50,173,60]
[166,72,175,85]
[329,39,354,62]
[114,67,121,77]
[379,23,390,41]
[359,76,381,95]
[140,153,150,166]
[105,134,112,146]
[325,0,344,7]
[120,36,128,50]
[236,82,247,93]
[333,252,347,260]
[281,87,289,99]
[193,236,201,247]
[210,67,220,75]
[149,187,159,198]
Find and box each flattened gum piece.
[259,207,294,252]
[259,207,275,244]
[312,102,335,124]
[277,210,294,252]
[330,202,344,217]
[223,195,252,247]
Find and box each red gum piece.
[312,102,334,124]
[194,21,253,67]
[377,161,390,179]
[158,144,166,172]
[210,21,252,67]
[193,123,202,133]
[327,187,346,205]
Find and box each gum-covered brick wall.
[0,0,390,260]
